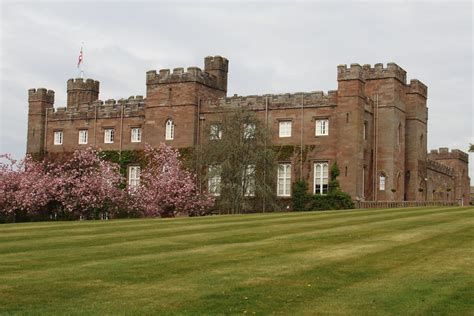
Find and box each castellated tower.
[67,78,99,107]
[204,56,229,92]
[27,88,55,154]
[144,56,228,148]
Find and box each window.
[243,165,256,197]
[54,131,63,145]
[104,129,115,143]
[208,165,221,196]
[78,130,88,145]
[128,166,140,189]
[131,127,141,143]
[165,119,174,140]
[277,163,291,197]
[243,123,256,139]
[314,162,329,194]
[315,119,329,136]
[210,124,222,140]
[279,121,292,138]
[363,121,368,140]
[379,174,386,191]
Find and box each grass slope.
[0,207,473,315]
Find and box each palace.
[26,56,470,205]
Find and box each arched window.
[379,172,386,191]
[165,119,174,140]
[314,162,329,195]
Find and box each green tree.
[196,109,278,214]
[469,144,474,152]
[292,180,310,211]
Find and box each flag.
[77,47,83,68]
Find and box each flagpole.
[77,42,84,78]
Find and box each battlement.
[427,159,455,176]
[406,79,428,98]
[48,95,146,120]
[28,88,55,104]
[146,66,220,87]
[428,147,469,163]
[202,90,337,111]
[146,56,228,92]
[67,78,100,92]
[337,63,407,83]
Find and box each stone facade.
[26,56,470,205]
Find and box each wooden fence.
[355,200,461,209]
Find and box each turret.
[204,56,228,92]
[27,88,55,154]
[67,78,99,107]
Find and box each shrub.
[292,180,310,211]
[308,191,354,211]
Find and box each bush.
[307,191,354,211]
[292,180,310,211]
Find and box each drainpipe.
[119,103,124,157]
[373,94,379,201]
[44,107,49,154]
[263,96,268,213]
[300,94,304,180]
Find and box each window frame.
[78,129,88,145]
[379,174,386,191]
[165,119,174,140]
[209,123,223,140]
[315,118,329,136]
[243,123,256,140]
[53,130,63,145]
[277,163,292,197]
[131,127,142,143]
[104,128,115,144]
[208,165,222,196]
[313,161,329,195]
[243,164,256,197]
[278,120,292,138]
[128,165,141,189]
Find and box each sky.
[0,1,472,180]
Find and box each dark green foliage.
[99,150,146,176]
[275,145,295,160]
[292,180,310,211]
[292,161,354,212]
[308,191,355,211]
[328,161,341,193]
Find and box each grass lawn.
[0,206,473,315]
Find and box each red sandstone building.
[26,56,470,205]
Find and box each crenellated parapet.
[406,79,427,98]
[202,90,337,111]
[337,63,407,84]
[146,56,228,92]
[28,88,55,104]
[427,159,455,176]
[146,67,221,88]
[48,96,146,120]
[67,78,100,107]
[67,78,100,92]
[428,148,469,163]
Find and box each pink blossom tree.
[131,143,214,217]
[0,154,54,221]
[49,148,125,219]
